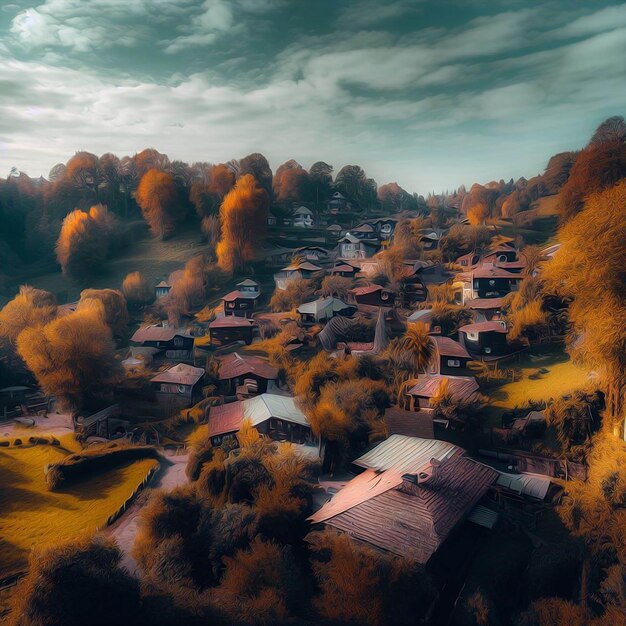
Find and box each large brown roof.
[209,317,257,329]
[151,363,204,386]
[465,297,505,310]
[385,407,434,439]
[407,375,479,402]
[350,284,386,296]
[472,263,522,279]
[431,335,471,359]
[131,324,191,343]
[216,352,278,381]
[221,290,260,302]
[459,321,508,334]
[208,401,244,437]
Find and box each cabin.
[459,320,508,357]
[350,223,377,240]
[337,234,379,259]
[428,336,473,376]
[406,309,441,335]
[309,435,498,564]
[293,206,314,228]
[349,284,395,308]
[328,191,347,213]
[208,316,257,347]
[215,352,279,396]
[222,279,261,318]
[207,393,315,447]
[461,263,522,302]
[274,261,323,290]
[367,217,397,238]
[406,375,480,411]
[155,281,171,299]
[297,297,356,325]
[294,245,330,263]
[326,223,343,240]
[130,324,194,360]
[330,261,360,278]
[465,297,504,322]
[151,363,205,407]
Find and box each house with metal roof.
[297,297,356,325]
[427,336,473,376]
[151,363,205,406]
[215,352,279,397]
[207,393,315,447]
[273,260,323,290]
[459,320,509,357]
[221,279,261,318]
[406,375,480,411]
[130,324,194,359]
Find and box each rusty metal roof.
[216,352,278,381]
[385,407,435,439]
[151,363,204,386]
[407,375,479,403]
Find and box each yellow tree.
[544,180,626,437]
[0,285,57,345]
[136,168,182,239]
[217,174,269,273]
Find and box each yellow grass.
[0,438,158,577]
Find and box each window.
[173,337,183,347]
[433,325,442,333]
[485,347,492,354]
[447,359,460,367]
[489,279,496,287]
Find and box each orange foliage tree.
[56,205,117,278]
[17,305,122,410]
[76,288,129,340]
[136,168,182,239]
[216,174,269,273]
[0,285,57,345]
[122,271,152,308]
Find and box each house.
[309,435,498,564]
[406,375,480,411]
[207,393,315,446]
[330,261,360,278]
[263,246,294,266]
[406,309,441,335]
[274,261,323,290]
[328,191,347,214]
[326,223,343,240]
[350,223,377,240]
[267,211,277,227]
[459,320,508,357]
[215,352,279,396]
[293,206,314,228]
[428,336,473,376]
[130,324,194,360]
[297,297,356,325]
[367,217,397,239]
[464,297,504,322]
[384,406,435,439]
[222,279,261,318]
[349,284,395,308]
[337,233,379,259]
[208,316,257,347]
[151,363,205,406]
[155,281,171,299]
[461,263,522,302]
[294,245,330,263]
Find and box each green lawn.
[0,436,158,577]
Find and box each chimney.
[417,457,443,485]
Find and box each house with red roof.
[208,316,257,347]
[215,352,279,396]
[459,320,509,357]
[221,279,261,318]
[427,336,473,376]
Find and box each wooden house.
[337,234,379,259]
[207,393,315,447]
[330,260,360,278]
[209,316,257,347]
[293,206,314,228]
[297,297,355,325]
[328,191,347,213]
[151,363,205,407]
[294,245,330,263]
[459,320,508,357]
[155,280,171,299]
[350,223,377,240]
[130,324,194,360]
[349,284,395,308]
[427,336,473,376]
[464,297,504,322]
[326,223,343,240]
[274,261,323,290]
[309,435,498,564]
[461,263,522,302]
[406,375,480,411]
[367,217,397,239]
[406,309,441,335]
[215,352,279,396]
[222,279,261,318]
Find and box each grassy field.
[0,436,158,577]
[485,347,592,424]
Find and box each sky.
[0,0,625,194]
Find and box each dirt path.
[106,449,189,575]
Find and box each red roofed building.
[461,263,523,302]
[151,363,205,406]
[221,279,261,318]
[427,336,473,376]
[459,320,508,357]
[130,324,194,360]
[407,375,480,411]
[209,316,257,347]
[216,352,279,396]
[349,284,395,308]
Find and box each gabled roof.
[339,233,360,244]
[331,264,359,274]
[156,280,171,288]
[464,297,505,310]
[222,289,260,302]
[385,407,435,439]
[209,316,257,329]
[293,206,313,216]
[216,352,278,381]
[297,297,353,316]
[431,335,471,359]
[327,223,343,231]
[407,375,479,402]
[151,363,204,386]
[352,223,375,233]
[131,324,192,343]
[472,263,523,280]
[281,261,323,272]
[350,284,386,296]
[237,278,259,287]
[459,321,508,334]
[407,309,434,323]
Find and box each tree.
[335,164,377,208]
[273,162,312,205]
[309,161,333,208]
[56,205,117,278]
[17,305,121,410]
[0,285,57,345]
[122,271,153,309]
[65,151,100,203]
[378,182,417,212]
[239,153,273,198]
[76,288,129,340]
[544,180,626,436]
[216,174,269,273]
[190,163,236,220]
[588,115,626,148]
[136,168,183,239]
[318,275,353,299]
[543,152,578,195]
[133,148,170,177]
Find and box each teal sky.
[0,0,625,193]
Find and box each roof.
[237,278,259,287]
[293,206,313,216]
[354,434,460,474]
[407,309,434,323]
[331,264,358,273]
[208,393,309,437]
[155,280,171,288]
[431,335,471,359]
[281,261,323,272]
[465,297,505,310]
[216,352,278,381]
[222,289,260,302]
[151,363,204,386]
[352,223,375,233]
[407,375,480,402]
[350,284,385,296]
[496,472,552,500]
[209,316,257,329]
[472,263,523,280]
[131,324,191,343]
[385,407,435,439]
[327,224,342,231]
[297,297,353,316]
[339,233,360,244]
[459,321,508,334]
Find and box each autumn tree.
[122,271,152,309]
[378,182,417,212]
[273,161,312,205]
[133,148,170,177]
[0,285,57,345]
[190,163,236,220]
[318,275,353,299]
[544,180,626,436]
[542,151,579,195]
[17,305,122,410]
[76,288,129,340]
[334,164,377,208]
[65,151,101,203]
[136,168,183,239]
[239,153,273,198]
[216,174,269,273]
[56,205,117,278]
